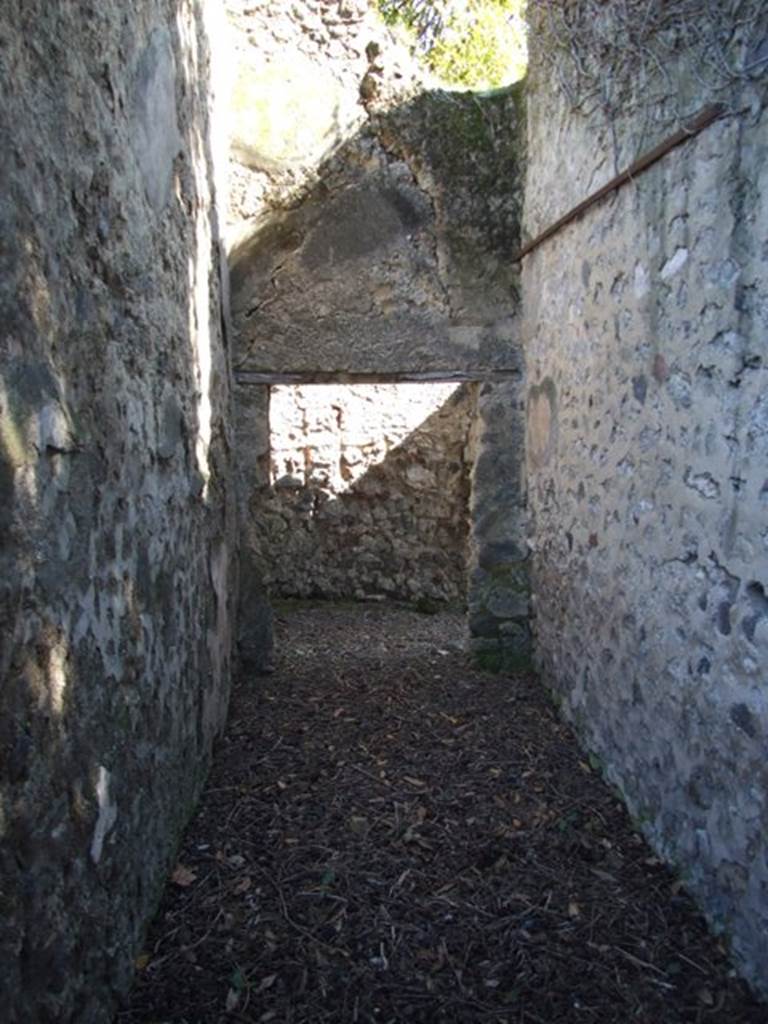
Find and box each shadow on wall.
[0,3,234,1021]
[255,382,479,606]
[229,81,525,378]
[229,78,527,674]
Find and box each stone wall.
[225,1,529,660]
[0,2,235,1020]
[467,377,531,670]
[224,0,418,244]
[523,18,768,995]
[229,81,524,378]
[253,382,475,603]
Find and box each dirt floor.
[121,602,766,1024]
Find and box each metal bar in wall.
[234,369,521,385]
[513,102,726,263]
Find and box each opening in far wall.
[256,381,479,606]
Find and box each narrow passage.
[123,604,763,1023]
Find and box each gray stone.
[229,81,525,376]
[238,552,275,673]
[6,1,766,1016]
[524,20,768,997]
[251,382,475,605]
[0,5,234,1020]
[132,28,182,213]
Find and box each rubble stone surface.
[0,2,235,1020]
[258,382,475,603]
[227,1,528,655]
[523,28,768,998]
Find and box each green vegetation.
[413,595,444,614]
[473,645,533,674]
[473,646,505,673]
[377,0,527,89]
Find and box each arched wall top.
[230,85,526,378]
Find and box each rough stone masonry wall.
[225,1,529,663]
[0,2,235,1020]
[257,382,475,603]
[523,21,768,995]
[225,0,406,249]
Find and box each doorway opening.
[257,381,479,607]
[235,371,529,676]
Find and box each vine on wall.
[530,0,768,129]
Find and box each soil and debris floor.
[122,603,765,1024]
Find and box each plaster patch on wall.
[90,767,118,865]
[132,28,182,213]
[527,378,558,468]
[229,52,362,173]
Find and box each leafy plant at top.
[377,0,528,89]
[377,0,450,49]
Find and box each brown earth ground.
[121,602,766,1024]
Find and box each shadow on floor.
[121,603,764,1024]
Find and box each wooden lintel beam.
[234,369,521,386]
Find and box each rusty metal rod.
[514,103,726,263]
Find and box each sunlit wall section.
[259,383,476,604]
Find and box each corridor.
[123,605,762,1023]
